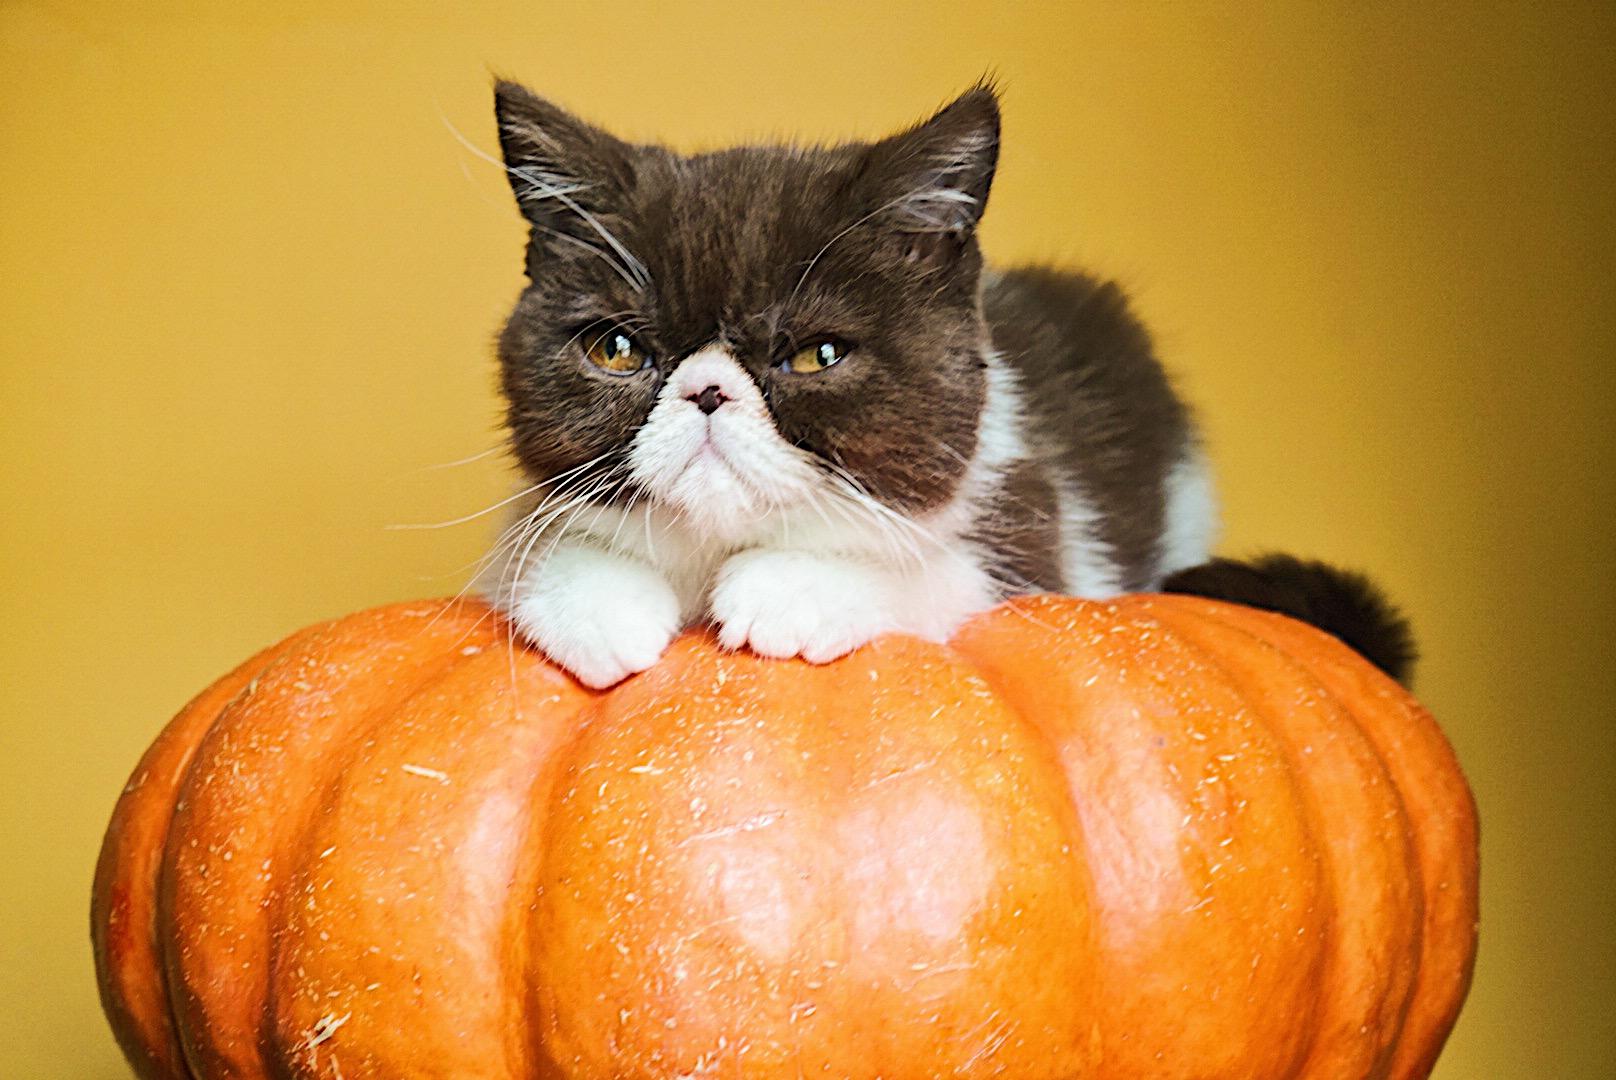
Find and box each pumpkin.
[92,594,1478,1079]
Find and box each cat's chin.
[653,464,778,544]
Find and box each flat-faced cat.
[480,80,1413,688]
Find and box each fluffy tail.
[1161,554,1417,685]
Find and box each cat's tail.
[1160,553,1417,686]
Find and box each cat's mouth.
[692,434,731,466]
[682,434,747,491]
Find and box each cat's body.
[481,81,1411,688]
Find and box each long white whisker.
[477,449,625,604]
[819,479,917,567]
[532,223,642,292]
[498,469,623,609]
[513,168,650,291]
[822,465,940,550]
[386,481,545,531]
[414,444,507,472]
[503,482,616,605]
[607,484,645,553]
[391,443,626,534]
[424,457,622,638]
[642,498,659,561]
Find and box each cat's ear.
[492,80,635,239]
[861,84,1000,263]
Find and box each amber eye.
[785,339,850,374]
[584,330,650,374]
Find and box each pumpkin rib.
[158,604,499,1079]
[1108,596,1340,1080]
[94,628,330,1080]
[1208,605,1479,1080]
[497,641,602,1080]
[262,605,533,1080]
[1136,595,1423,1080]
[951,594,1329,1078]
[524,631,1103,1077]
[267,625,595,1079]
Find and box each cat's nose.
[688,385,729,415]
[666,347,758,413]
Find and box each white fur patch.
[1156,445,1218,580]
[939,354,1144,607]
[1055,479,1127,598]
[900,349,1040,612]
[921,350,1028,539]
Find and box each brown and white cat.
[480,80,1413,689]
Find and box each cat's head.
[492,79,1000,538]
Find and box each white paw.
[508,545,682,688]
[710,549,898,663]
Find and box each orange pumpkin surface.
[92,595,1478,1079]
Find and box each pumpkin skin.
[92,595,1478,1080]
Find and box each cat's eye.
[784,339,850,374]
[584,330,651,374]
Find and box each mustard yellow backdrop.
[2,2,1611,1076]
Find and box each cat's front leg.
[506,542,683,689]
[710,549,901,663]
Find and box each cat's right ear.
[492,80,635,243]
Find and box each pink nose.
[688,385,728,415]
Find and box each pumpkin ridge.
[1108,595,1334,1080]
[1201,605,1479,1080]
[496,632,604,1080]
[265,606,536,1080]
[95,627,330,1080]
[264,634,503,1076]
[264,615,593,1079]
[524,630,1102,1077]
[157,603,496,1078]
[1136,595,1423,1079]
[1161,597,1431,1079]
[952,594,1326,1078]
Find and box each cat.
[479,79,1414,689]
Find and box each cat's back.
[984,266,1214,591]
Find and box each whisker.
[607,487,640,552]
[530,222,642,293]
[412,444,508,472]
[421,483,601,637]
[787,176,973,310]
[385,481,545,531]
[441,114,651,293]
[444,448,628,630]
[496,467,624,611]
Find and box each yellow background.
[2,2,1611,1075]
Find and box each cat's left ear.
[862,84,1000,261]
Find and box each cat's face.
[493,81,999,537]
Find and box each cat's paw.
[710,549,898,663]
[509,545,682,689]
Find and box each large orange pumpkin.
[93,594,1477,1079]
